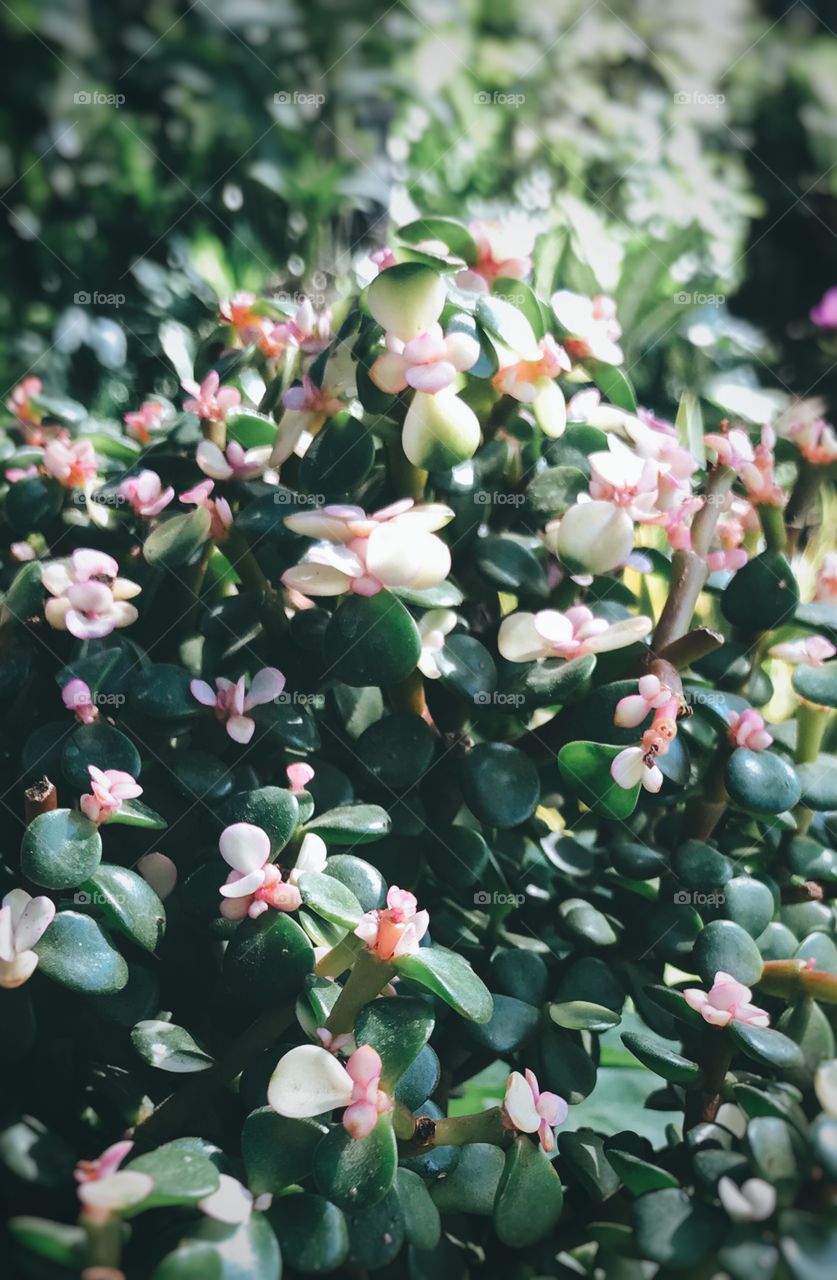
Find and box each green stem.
[224,528,269,594]
[324,948,395,1036]
[785,461,822,552]
[81,1208,124,1273]
[400,1106,510,1154]
[386,435,426,501]
[757,502,788,553]
[793,702,832,833]
[684,1035,733,1129]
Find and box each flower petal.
[219,822,271,873]
[267,1044,354,1118]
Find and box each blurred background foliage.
[2,0,836,416]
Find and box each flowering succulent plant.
[0,214,836,1280]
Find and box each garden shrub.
[0,215,836,1278]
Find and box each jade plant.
[1,216,837,1278]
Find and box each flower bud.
[402,388,481,470]
[554,500,634,575]
[366,263,447,342]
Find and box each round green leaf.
[622,1031,703,1085]
[144,507,211,568]
[242,1108,328,1195]
[792,662,837,708]
[693,919,764,986]
[398,216,478,264]
[82,864,165,952]
[797,755,837,809]
[725,749,801,816]
[633,1188,724,1270]
[493,1135,564,1247]
[4,476,63,534]
[354,996,434,1088]
[224,910,314,1007]
[558,741,639,820]
[430,1143,504,1216]
[127,1138,220,1212]
[460,742,539,828]
[437,633,498,701]
[222,786,300,856]
[779,1210,837,1280]
[549,1000,621,1032]
[722,875,775,937]
[721,552,800,631]
[296,871,362,928]
[305,804,390,845]
[394,945,493,1023]
[225,409,277,448]
[313,1112,397,1212]
[559,898,619,947]
[152,1214,280,1280]
[323,591,421,688]
[356,714,435,788]
[267,1191,348,1273]
[465,993,539,1054]
[396,1168,441,1251]
[729,1023,806,1073]
[130,663,199,721]
[34,911,127,994]
[20,808,102,891]
[131,1020,214,1073]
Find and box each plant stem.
[785,461,821,552]
[757,502,787,553]
[24,776,57,824]
[80,1209,123,1274]
[653,465,735,652]
[656,627,724,671]
[759,958,837,1004]
[399,1105,509,1154]
[386,435,427,501]
[224,528,269,594]
[324,949,395,1036]
[684,1035,733,1129]
[793,702,831,833]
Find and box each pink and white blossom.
[281,373,343,418]
[683,971,769,1029]
[62,678,98,724]
[787,418,837,466]
[355,886,429,961]
[498,606,652,664]
[42,437,97,489]
[282,500,453,598]
[503,1068,568,1154]
[614,674,674,729]
[814,553,837,604]
[418,607,458,679]
[718,1176,776,1224]
[286,762,315,792]
[137,852,178,900]
[42,548,141,640]
[610,745,664,794]
[552,290,623,365]
[455,220,533,293]
[75,1140,153,1211]
[267,1043,392,1140]
[196,440,271,482]
[7,376,42,426]
[0,889,55,989]
[182,372,241,423]
[810,287,837,329]
[190,667,286,744]
[218,824,327,920]
[369,323,480,396]
[124,400,168,445]
[179,479,233,541]
[727,708,773,752]
[588,437,664,522]
[80,766,142,825]
[118,470,175,517]
[768,635,836,666]
[703,427,756,472]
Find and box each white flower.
[0,889,55,989]
[718,1176,776,1223]
[196,440,272,481]
[498,606,651,664]
[610,746,663,794]
[75,1140,153,1211]
[503,1068,568,1154]
[551,290,623,365]
[417,608,458,678]
[42,549,140,640]
[768,636,836,666]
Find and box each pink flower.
[137,852,177,900]
[219,291,261,340]
[179,479,233,541]
[286,762,315,792]
[493,335,570,402]
[42,548,141,640]
[282,500,453,598]
[614,674,674,729]
[456,220,533,292]
[217,824,326,920]
[787,418,837,467]
[342,1045,392,1139]
[42,438,97,489]
[0,889,55,989]
[611,696,680,795]
[371,247,397,273]
[75,1140,153,1211]
[498,606,652,663]
[316,1027,354,1054]
[354,886,429,961]
[281,373,343,417]
[11,541,36,561]
[503,1068,567,1153]
[815,553,837,604]
[588,438,664,521]
[552,290,623,365]
[7,376,42,426]
[182,372,241,423]
[683,971,769,1029]
[727,708,773,752]
[810,287,837,329]
[703,428,756,472]
[739,426,785,507]
[62,679,98,724]
[196,440,271,482]
[286,299,333,355]
[6,463,40,482]
[190,667,286,743]
[124,400,168,445]
[118,470,174,517]
[81,766,142,824]
[370,323,480,396]
[768,635,836,666]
